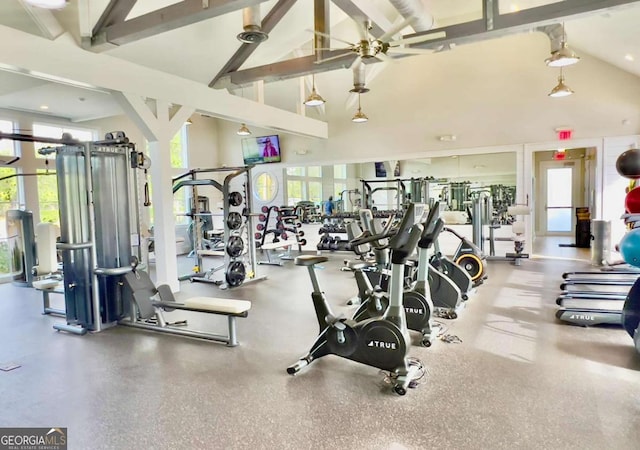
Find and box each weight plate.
[229,191,243,207]
[225,261,246,288]
[227,212,243,230]
[226,236,244,258]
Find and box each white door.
[539,160,580,236]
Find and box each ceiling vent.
[237,6,268,44]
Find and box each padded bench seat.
[122,269,251,346]
[32,279,64,316]
[154,297,251,316]
[260,241,295,250]
[197,249,225,257]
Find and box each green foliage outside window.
[37,170,59,224]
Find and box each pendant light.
[304,74,326,107]
[237,123,251,136]
[545,22,580,67]
[548,67,574,98]
[351,94,368,123]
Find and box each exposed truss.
[89,0,269,50]
[86,0,640,89]
[212,0,640,88]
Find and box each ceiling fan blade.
[306,29,355,47]
[387,47,435,55]
[389,31,446,47]
[375,52,395,63]
[313,52,355,64]
[378,17,414,43]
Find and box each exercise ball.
[626,187,640,214]
[618,228,640,268]
[616,148,640,179]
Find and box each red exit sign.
[557,129,573,140]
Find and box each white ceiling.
[0,0,639,123]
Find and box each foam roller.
[34,222,59,275]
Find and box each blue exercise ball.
[616,148,640,179]
[619,229,640,268]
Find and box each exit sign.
[557,129,573,140]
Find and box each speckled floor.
[0,243,639,450]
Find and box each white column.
[113,93,194,292]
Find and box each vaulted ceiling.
[0,0,639,123]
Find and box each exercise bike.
[350,207,435,345]
[351,204,463,323]
[287,203,424,395]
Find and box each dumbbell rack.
[276,206,307,250]
[317,219,350,252]
[172,166,265,289]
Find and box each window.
[287,180,303,205]
[37,170,59,224]
[0,168,19,238]
[254,172,278,202]
[308,181,322,204]
[32,123,94,158]
[0,120,16,156]
[286,167,305,177]
[285,166,323,205]
[334,164,347,179]
[307,166,322,178]
[170,125,189,169]
[334,182,347,201]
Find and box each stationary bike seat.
[295,255,329,266]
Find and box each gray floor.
[1,242,639,450]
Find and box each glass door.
[540,161,577,235]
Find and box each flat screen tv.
[242,135,281,165]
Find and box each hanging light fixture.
[548,67,574,98]
[304,74,326,107]
[351,94,368,123]
[545,22,580,67]
[237,123,251,136]
[24,0,68,8]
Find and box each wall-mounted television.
[242,135,281,165]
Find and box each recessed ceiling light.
[510,4,520,12]
[39,105,49,110]
[625,54,634,61]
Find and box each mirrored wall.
[281,152,517,217]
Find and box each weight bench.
[120,268,251,346]
[258,240,296,266]
[32,278,65,316]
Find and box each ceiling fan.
[310,18,445,67]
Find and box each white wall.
[220,32,640,167]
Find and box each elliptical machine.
[287,204,424,395]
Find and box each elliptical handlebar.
[350,210,397,248]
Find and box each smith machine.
[172,167,264,289]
